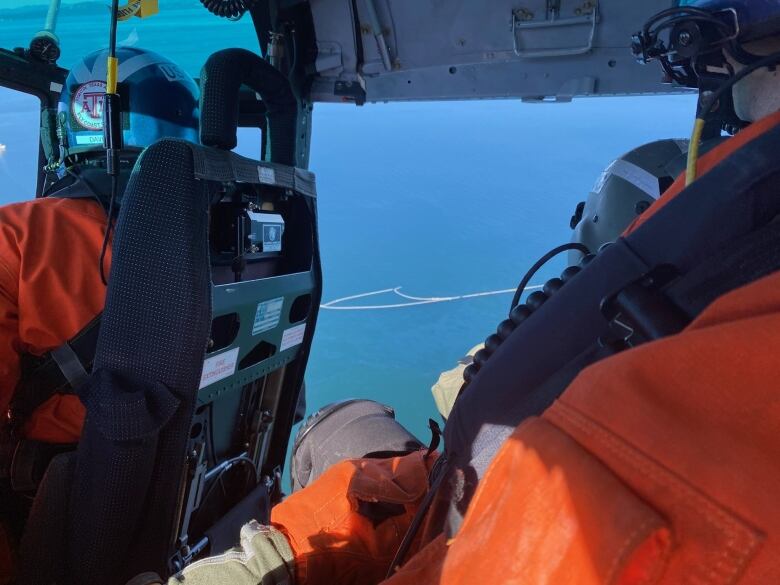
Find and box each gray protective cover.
[290,399,422,492]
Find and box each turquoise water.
[307,96,697,445]
[0,1,260,75]
[0,3,699,461]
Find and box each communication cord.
[686,49,780,185]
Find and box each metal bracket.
[512,1,599,59]
[169,441,207,574]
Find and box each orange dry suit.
[266,110,780,585]
[0,197,109,584]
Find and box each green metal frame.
[201,270,316,404]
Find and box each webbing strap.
[666,214,780,316]
[184,140,317,198]
[50,343,90,389]
[10,315,102,428]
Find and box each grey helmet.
[569,138,723,263]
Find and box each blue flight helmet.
[57,47,199,163]
[677,1,780,43]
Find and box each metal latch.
[512,0,599,59]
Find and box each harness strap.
[401,216,780,564]
[666,214,780,317]
[386,454,450,579]
[50,343,90,389]
[9,315,102,429]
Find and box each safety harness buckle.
[600,264,691,349]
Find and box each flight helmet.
[569,139,691,262]
[57,47,199,165]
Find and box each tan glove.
[430,343,483,420]
[165,521,295,585]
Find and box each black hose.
[99,175,118,286]
[510,243,590,310]
[200,0,257,19]
[200,48,298,165]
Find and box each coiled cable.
[200,0,257,19]
[463,245,594,386]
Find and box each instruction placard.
[253,297,284,336]
[258,166,276,185]
[280,324,306,352]
[199,347,240,389]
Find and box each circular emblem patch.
[72,80,107,131]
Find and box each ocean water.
[0,3,699,463]
[307,95,696,445]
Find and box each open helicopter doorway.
[304,92,698,445]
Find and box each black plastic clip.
[600,264,691,349]
[425,419,442,458]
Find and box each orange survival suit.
[263,110,780,585]
[0,197,109,444]
[0,196,109,584]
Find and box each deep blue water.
[0,3,699,466]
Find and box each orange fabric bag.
[271,450,437,585]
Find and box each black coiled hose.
[462,247,595,387]
[200,0,257,19]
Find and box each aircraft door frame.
[0,48,67,198]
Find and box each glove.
[272,449,436,585]
[166,521,295,585]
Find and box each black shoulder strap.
[10,315,102,429]
[666,215,780,316]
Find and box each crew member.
[0,47,199,583]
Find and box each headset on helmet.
[632,0,780,88]
[56,47,199,167]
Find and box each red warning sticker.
[199,347,240,389]
[72,80,107,131]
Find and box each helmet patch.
[72,80,107,131]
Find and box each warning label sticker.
[258,166,276,185]
[280,324,306,352]
[199,347,240,389]
[253,297,284,336]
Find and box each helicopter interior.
[0,1,706,584]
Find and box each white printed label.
[75,134,104,145]
[280,324,306,352]
[253,297,284,335]
[258,166,276,185]
[199,347,240,389]
[50,81,63,93]
[263,223,283,252]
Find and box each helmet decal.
[72,80,107,131]
[594,158,662,200]
[70,51,170,84]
